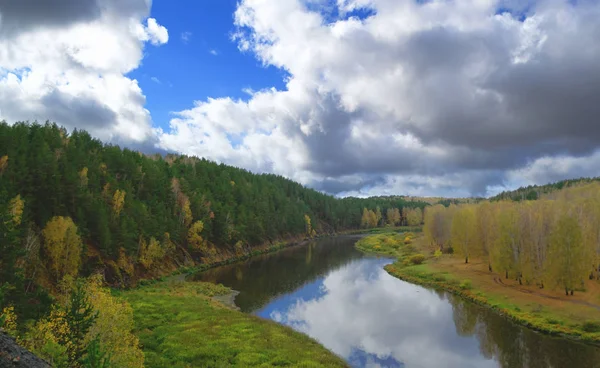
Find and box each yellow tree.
[84,275,144,368]
[42,216,82,283]
[386,208,401,226]
[525,200,554,287]
[78,167,89,187]
[8,194,24,226]
[361,208,370,228]
[304,214,316,238]
[0,155,8,176]
[112,189,126,216]
[188,220,207,252]
[475,202,495,271]
[368,209,378,228]
[546,214,589,295]
[138,237,165,269]
[450,206,476,263]
[406,208,423,226]
[493,203,520,280]
[375,207,382,227]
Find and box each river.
[193,235,600,368]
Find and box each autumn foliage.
[423,184,600,295]
[42,216,82,284]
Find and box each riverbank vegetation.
[118,280,347,367]
[423,183,600,295]
[357,189,600,343]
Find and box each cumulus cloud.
[157,0,600,196]
[3,0,599,196]
[0,0,168,144]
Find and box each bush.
[582,321,600,333]
[433,249,442,259]
[459,279,472,290]
[409,254,425,265]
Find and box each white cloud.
[157,0,600,196]
[151,76,161,84]
[2,0,600,197]
[0,1,168,144]
[181,31,192,43]
[136,17,169,45]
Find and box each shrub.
[582,321,600,333]
[433,249,442,259]
[409,254,425,265]
[404,238,412,244]
[459,279,472,290]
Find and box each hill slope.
[0,122,427,312]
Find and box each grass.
[356,231,600,345]
[118,280,347,367]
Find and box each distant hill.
[490,177,600,202]
[370,195,481,207]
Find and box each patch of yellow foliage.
[188,220,206,252]
[0,155,8,175]
[85,275,144,368]
[138,236,166,269]
[1,306,17,335]
[112,189,126,216]
[42,216,82,283]
[25,276,144,368]
[8,195,24,226]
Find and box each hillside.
[490,177,600,202]
[0,122,428,312]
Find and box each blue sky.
[129,0,287,131]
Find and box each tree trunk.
[565,288,569,296]
[488,264,492,272]
[570,290,574,296]
[505,270,508,279]
[465,256,468,264]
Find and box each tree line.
[424,183,600,295]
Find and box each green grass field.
[118,280,347,367]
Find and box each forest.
[424,183,600,295]
[0,122,432,366]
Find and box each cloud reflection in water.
[262,258,496,368]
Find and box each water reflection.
[196,236,600,367]
[193,236,366,312]
[261,258,495,368]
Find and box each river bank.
[355,232,600,345]
[118,280,347,367]
[139,226,416,288]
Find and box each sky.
[1,0,600,198]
